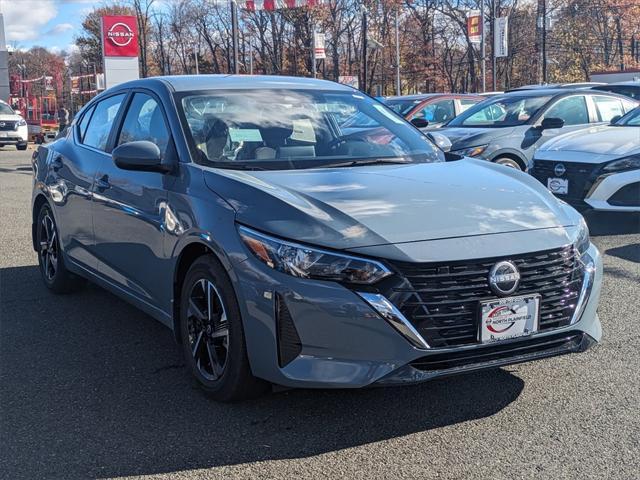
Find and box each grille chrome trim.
[358,292,430,349]
[384,245,585,349]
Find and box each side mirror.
[540,117,565,130]
[112,141,170,172]
[426,131,453,152]
[609,115,622,125]
[411,117,429,129]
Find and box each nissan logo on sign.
[107,22,134,47]
[102,15,139,57]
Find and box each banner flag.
[494,17,508,58]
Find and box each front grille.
[384,245,584,348]
[0,121,17,131]
[531,160,599,201]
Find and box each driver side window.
[543,96,588,126]
[118,93,170,156]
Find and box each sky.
[1,0,98,54]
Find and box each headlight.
[603,154,640,172]
[575,217,590,256]
[17,119,27,127]
[238,225,392,285]
[453,144,488,158]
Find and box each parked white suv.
[531,106,640,212]
[0,101,29,150]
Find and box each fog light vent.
[275,294,302,367]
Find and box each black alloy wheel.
[179,256,268,401]
[187,278,230,381]
[39,211,59,282]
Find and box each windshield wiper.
[319,158,413,168]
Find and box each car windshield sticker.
[229,128,263,143]
[291,119,316,143]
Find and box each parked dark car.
[591,81,640,100]
[382,93,484,129]
[32,75,602,401]
[437,89,638,170]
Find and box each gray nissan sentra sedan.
[32,75,603,401]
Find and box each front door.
[92,91,176,314]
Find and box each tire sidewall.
[179,256,247,397]
[36,204,59,289]
[494,157,524,170]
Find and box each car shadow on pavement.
[1,265,524,479]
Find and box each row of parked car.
[380,81,640,213]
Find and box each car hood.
[438,126,514,149]
[538,125,640,157]
[203,159,574,250]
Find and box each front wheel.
[494,157,524,170]
[179,255,269,402]
[36,204,82,293]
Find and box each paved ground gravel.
[1,147,638,480]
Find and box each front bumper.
[584,170,640,212]
[234,242,603,389]
[0,126,28,145]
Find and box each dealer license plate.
[547,177,568,195]
[480,294,540,343]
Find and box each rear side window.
[82,94,126,151]
[77,105,94,142]
[543,96,588,126]
[592,96,624,122]
[415,99,455,123]
[118,93,170,156]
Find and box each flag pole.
[231,0,239,74]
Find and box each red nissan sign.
[102,16,138,57]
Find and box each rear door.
[92,90,176,314]
[49,93,126,271]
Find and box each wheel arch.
[489,150,528,170]
[172,240,229,344]
[32,194,49,251]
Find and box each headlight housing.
[453,144,488,158]
[602,154,640,172]
[17,119,27,127]
[238,225,392,285]
[575,217,590,257]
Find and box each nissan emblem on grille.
[554,163,566,176]
[488,261,521,296]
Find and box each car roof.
[117,74,356,93]
[593,81,640,87]
[384,93,480,101]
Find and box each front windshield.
[0,103,15,115]
[447,95,551,127]
[615,107,640,126]
[384,99,423,116]
[179,89,443,170]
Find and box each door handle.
[95,175,111,190]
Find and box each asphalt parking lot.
[0,146,638,480]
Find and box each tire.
[179,255,269,402]
[17,144,28,151]
[36,204,83,293]
[494,156,524,170]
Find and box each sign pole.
[480,0,486,92]
[492,2,497,91]
[395,7,401,95]
[312,29,317,78]
[231,0,240,74]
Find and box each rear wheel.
[179,255,269,401]
[494,156,524,170]
[36,204,82,293]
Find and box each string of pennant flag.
[236,0,327,11]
